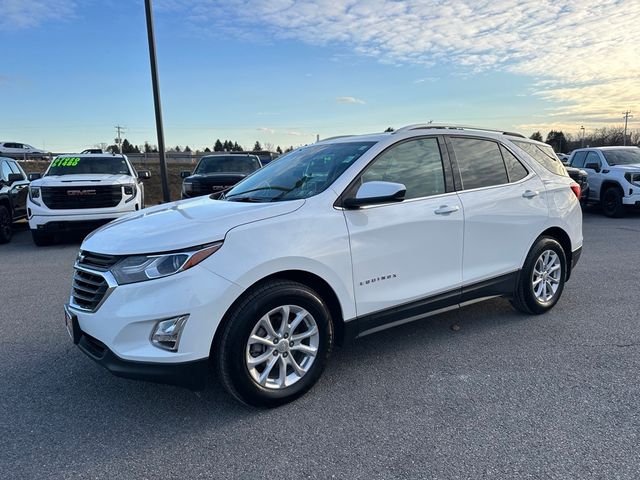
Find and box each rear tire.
[31,229,54,246]
[215,280,333,408]
[601,186,625,218]
[510,236,567,315]
[0,206,12,243]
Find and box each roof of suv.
[571,146,639,152]
[319,124,541,146]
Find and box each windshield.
[602,149,640,166]
[511,140,567,176]
[195,155,260,174]
[224,141,375,202]
[46,156,130,176]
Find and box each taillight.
[570,183,581,199]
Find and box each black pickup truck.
[0,157,29,243]
[181,154,262,199]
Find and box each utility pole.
[622,110,633,146]
[580,126,585,148]
[114,125,125,153]
[144,0,171,203]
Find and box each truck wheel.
[601,186,625,218]
[215,280,333,408]
[510,236,567,315]
[0,206,12,243]
[31,230,54,246]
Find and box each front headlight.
[110,242,223,285]
[182,181,193,194]
[624,172,640,187]
[123,184,137,200]
[29,186,41,205]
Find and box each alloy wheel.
[245,305,320,389]
[531,249,561,303]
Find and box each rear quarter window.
[511,140,567,176]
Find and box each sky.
[0,0,638,152]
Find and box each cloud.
[0,0,77,29]
[337,96,366,105]
[285,131,302,136]
[258,127,275,134]
[164,0,640,125]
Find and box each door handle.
[434,205,460,215]
[522,190,539,198]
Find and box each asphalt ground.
[1,208,639,479]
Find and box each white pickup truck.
[27,153,150,245]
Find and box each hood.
[186,173,247,183]
[81,196,305,255]
[32,174,134,187]
[610,164,640,172]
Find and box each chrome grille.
[78,250,120,271]
[71,269,110,311]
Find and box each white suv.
[28,154,150,245]
[64,125,583,407]
[567,146,640,217]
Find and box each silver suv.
[568,146,640,217]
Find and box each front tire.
[0,206,12,243]
[215,280,333,408]
[31,229,54,246]
[510,237,567,315]
[601,186,625,217]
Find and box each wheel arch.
[600,180,623,199]
[211,269,349,360]
[0,195,11,214]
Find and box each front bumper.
[76,328,209,390]
[622,191,640,206]
[28,210,135,230]
[67,262,243,378]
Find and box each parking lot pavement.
[1,211,640,480]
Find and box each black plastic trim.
[571,246,582,272]
[353,271,519,338]
[77,331,208,391]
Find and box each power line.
[622,111,633,146]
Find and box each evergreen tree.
[214,139,224,152]
[204,147,211,152]
[276,146,283,154]
[184,145,191,152]
[174,145,181,152]
[545,130,567,153]
[253,141,262,151]
[530,131,543,142]
[233,141,243,151]
[384,127,395,132]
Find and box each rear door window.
[450,137,508,190]
[571,151,587,168]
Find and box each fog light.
[150,315,189,351]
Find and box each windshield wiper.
[226,196,266,203]
[225,185,292,199]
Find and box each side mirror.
[7,173,23,184]
[138,170,151,180]
[343,181,406,209]
[28,172,42,181]
[180,170,192,179]
[585,162,600,173]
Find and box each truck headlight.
[123,184,137,203]
[29,186,41,205]
[625,172,640,187]
[182,181,193,194]
[110,242,223,285]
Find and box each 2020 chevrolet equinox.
[64,125,583,407]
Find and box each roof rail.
[319,135,356,142]
[393,124,526,138]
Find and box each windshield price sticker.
[51,157,81,167]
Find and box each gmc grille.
[42,185,122,209]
